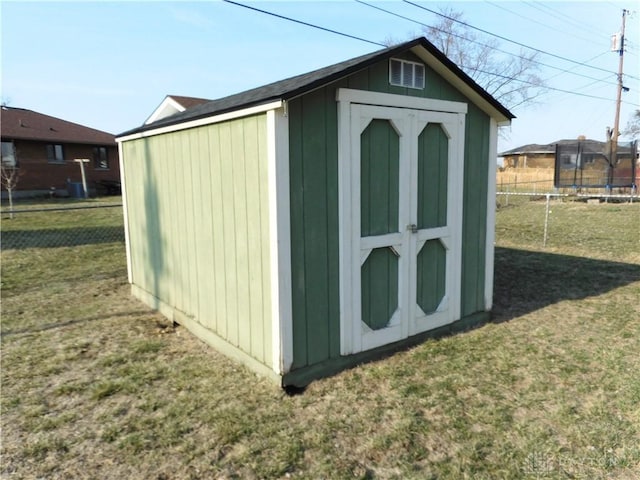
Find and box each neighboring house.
[499,137,609,169]
[0,106,119,196]
[500,137,637,187]
[498,137,630,169]
[144,95,211,125]
[117,37,514,387]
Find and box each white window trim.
[337,88,467,115]
[389,58,426,90]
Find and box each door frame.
[336,88,467,356]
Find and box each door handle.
[407,224,418,234]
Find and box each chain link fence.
[1,203,125,250]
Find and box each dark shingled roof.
[499,139,608,157]
[119,37,514,138]
[498,143,552,156]
[1,106,115,145]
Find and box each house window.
[389,58,425,89]
[46,144,65,163]
[1,141,16,167]
[93,146,109,169]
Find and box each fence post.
[543,193,551,247]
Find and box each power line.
[402,0,616,76]
[473,66,632,104]
[523,1,612,42]
[355,0,618,87]
[473,65,639,108]
[486,0,608,49]
[543,52,610,83]
[221,0,385,47]
[221,0,639,108]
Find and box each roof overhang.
[408,44,513,126]
[117,100,284,143]
[118,37,514,140]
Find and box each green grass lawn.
[1,199,639,479]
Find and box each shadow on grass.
[492,247,640,323]
[0,310,153,338]
[1,226,124,250]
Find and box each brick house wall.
[8,139,119,192]
[1,106,120,196]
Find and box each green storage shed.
[116,37,514,386]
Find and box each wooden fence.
[496,168,555,193]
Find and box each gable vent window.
[390,59,425,89]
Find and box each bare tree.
[1,163,23,219]
[622,109,640,141]
[421,7,546,112]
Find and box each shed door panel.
[343,103,464,355]
[360,119,401,334]
[360,119,400,236]
[353,106,409,351]
[409,113,463,335]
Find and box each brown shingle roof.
[1,107,115,145]
[167,95,211,109]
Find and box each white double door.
[340,97,466,355]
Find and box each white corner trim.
[117,141,133,284]
[267,107,293,375]
[450,112,466,323]
[118,101,284,143]
[337,88,467,114]
[485,117,498,311]
[337,96,353,355]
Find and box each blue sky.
[1,1,638,153]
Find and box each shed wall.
[288,54,490,370]
[121,114,273,366]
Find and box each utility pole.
[610,8,628,181]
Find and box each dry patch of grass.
[1,200,639,479]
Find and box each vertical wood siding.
[121,115,272,366]
[461,103,490,317]
[288,52,490,369]
[289,88,341,368]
